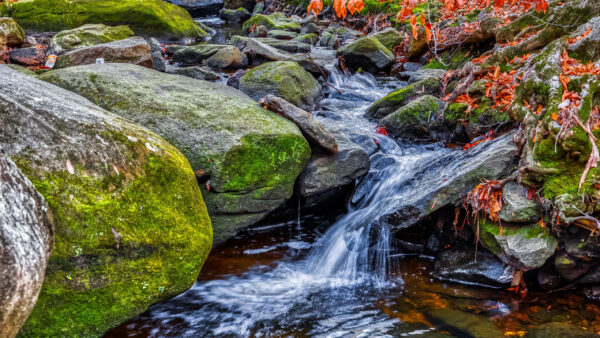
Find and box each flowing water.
[106,20,600,337]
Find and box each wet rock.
[172,44,228,66]
[225,0,256,11]
[165,44,185,56]
[49,24,134,54]
[168,65,218,80]
[227,69,247,88]
[301,22,319,35]
[239,61,321,109]
[524,323,599,338]
[381,95,449,142]
[267,29,298,40]
[9,46,45,66]
[406,68,446,83]
[562,228,600,262]
[366,77,441,119]
[426,308,504,337]
[376,132,517,229]
[242,13,301,33]
[1,65,212,337]
[554,253,592,281]
[263,95,338,153]
[498,182,540,223]
[403,61,422,72]
[204,45,248,69]
[320,31,338,47]
[236,37,321,74]
[7,0,206,40]
[152,51,166,72]
[0,17,25,47]
[219,7,251,22]
[477,219,558,271]
[232,35,311,53]
[584,286,600,301]
[537,268,562,290]
[148,37,162,53]
[370,27,404,50]
[433,248,514,288]
[55,36,153,69]
[0,153,54,338]
[577,265,600,284]
[248,25,268,37]
[297,133,369,199]
[294,33,319,45]
[40,63,310,245]
[336,36,394,73]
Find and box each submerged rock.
[40,63,310,245]
[433,248,514,288]
[524,323,599,338]
[49,24,134,54]
[239,61,321,109]
[4,0,206,39]
[55,36,153,69]
[477,219,558,271]
[0,153,54,338]
[336,36,394,73]
[426,308,504,337]
[1,65,212,337]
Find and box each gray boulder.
[152,51,166,72]
[219,7,251,22]
[55,36,153,69]
[319,31,337,47]
[239,61,322,109]
[498,182,540,223]
[267,29,298,40]
[172,44,228,66]
[39,63,311,245]
[433,248,514,288]
[240,37,321,74]
[204,45,248,69]
[231,35,311,53]
[336,36,394,73]
[148,37,162,53]
[49,24,134,54]
[168,65,218,81]
[0,153,54,338]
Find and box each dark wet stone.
[152,51,166,72]
[433,248,514,288]
[537,268,562,290]
[227,69,247,88]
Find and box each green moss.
[367,77,440,118]
[5,0,205,39]
[242,12,300,33]
[293,33,318,45]
[370,28,404,50]
[50,24,134,51]
[16,134,212,337]
[423,49,473,70]
[336,36,394,59]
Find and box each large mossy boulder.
[0,17,24,46]
[2,0,206,40]
[0,153,54,338]
[370,27,404,50]
[241,12,300,34]
[366,77,441,119]
[239,61,322,109]
[0,65,212,336]
[49,24,134,54]
[54,36,153,69]
[477,219,558,271]
[39,63,311,245]
[336,36,394,73]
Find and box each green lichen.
[15,134,212,337]
[4,0,205,39]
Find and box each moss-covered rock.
[319,31,337,47]
[54,36,153,69]
[381,95,449,141]
[3,0,206,40]
[5,63,37,76]
[0,16,24,46]
[49,24,134,54]
[39,63,311,245]
[239,61,322,109]
[366,77,441,119]
[476,218,557,271]
[369,27,404,50]
[0,65,212,337]
[267,29,298,40]
[293,33,319,45]
[336,36,394,73]
[172,44,228,66]
[242,12,301,34]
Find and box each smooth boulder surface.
[231,35,311,53]
[2,0,206,39]
[262,95,338,153]
[0,65,212,336]
[40,63,311,245]
[239,61,321,109]
[49,24,134,54]
[204,45,248,69]
[55,36,153,69]
[172,44,228,66]
[336,36,394,73]
[168,65,218,80]
[238,37,321,74]
[370,27,404,50]
[477,219,558,271]
[433,248,514,288]
[0,154,54,338]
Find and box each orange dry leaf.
[410,15,418,39]
[567,26,592,46]
[307,0,323,15]
[465,178,503,222]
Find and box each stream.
[105,15,600,338]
